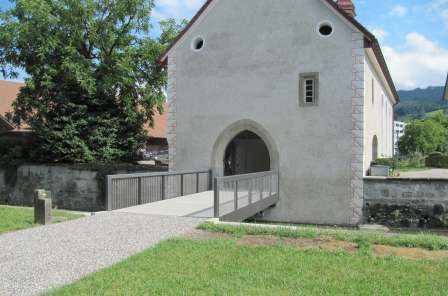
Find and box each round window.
[192,37,205,51]
[318,22,333,37]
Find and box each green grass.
[199,222,448,251]
[48,238,448,295]
[0,205,84,234]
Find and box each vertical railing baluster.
[106,176,112,211]
[180,173,184,197]
[248,179,253,204]
[234,180,238,211]
[269,175,272,198]
[213,178,219,218]
[137,177,142,205]
[196,172,200,193]
[208,170,213,191]
[161,175,165,200]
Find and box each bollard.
[34,189,52,225]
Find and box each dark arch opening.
[224,130,270,176]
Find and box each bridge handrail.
[213,170,279,220]
[106,170,212,211]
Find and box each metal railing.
[106,170,211,211]
[213,171,279,221]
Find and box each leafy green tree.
[0,0,182,163]
[398,119,447,155]
[427,110,448,130]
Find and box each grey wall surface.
[0,165,102,211]
[364,177,448,227]
[169,0,358,224]
[0,164,167,212]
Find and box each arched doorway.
[372,135,378,161]
[224,130,270,176]
[211,119,279,177]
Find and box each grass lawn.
[199,222,448,250]
[48,237,448,296]
[0,205,85,234]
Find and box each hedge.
[425,152,448,168]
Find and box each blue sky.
[1,0,447,90]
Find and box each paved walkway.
[0,213,202,296]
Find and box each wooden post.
[213,178,219,218]
[34,189,52,225]
[234,180,238,211]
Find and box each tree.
[398,119,447,155]
[0,0,183,163]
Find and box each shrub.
[372,158,395,167]
[0,136,35,167]
[425,152,448,168]
[407,152,427,168]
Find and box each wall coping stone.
[365,177,448,181]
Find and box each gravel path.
[0,212,203,296]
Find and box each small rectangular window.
[299,73,319,107]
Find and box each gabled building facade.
[159,0,398,225]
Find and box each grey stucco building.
[158,0,398,225]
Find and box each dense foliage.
[426,152,448,169]
[398,111,448,156]
[395,86,447,120]
[0,0,182,163]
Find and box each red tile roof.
[0,80,167,138]
[0,80,24,130]
[146,102,168,139]
[0,80,24,118]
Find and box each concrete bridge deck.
[114,191,218,218]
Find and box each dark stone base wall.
[364,178,448,228]
[0,164,166,212]
[0,165,102,211]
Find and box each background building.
[394,121,406,155]
[0,80,168,154]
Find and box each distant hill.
[394,86,447,121]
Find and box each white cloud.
[371,28,388,42]
[153,0,205,21]
[428,0,448,28]
[390,5,408,17]
[428,0,448,10]
[382,33,448,90]
[441,9,448,28]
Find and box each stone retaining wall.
[364,177,448,228]
[0,164,166,212]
